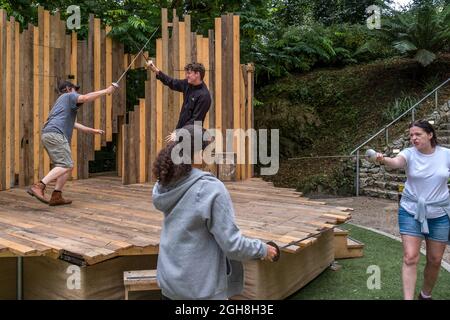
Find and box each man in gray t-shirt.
[27,81,116,205]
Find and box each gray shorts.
[41,132,74,168]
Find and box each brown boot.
[27,182,49,204]
[49,190,72,206]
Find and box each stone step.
[436,123,450,131]
[436,129,450,135]
[361,187,399,201]
[384,172,406,182]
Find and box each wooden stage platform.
[0,176,352,299]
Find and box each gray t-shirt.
[42,92,81,143]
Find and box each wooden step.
[123,269,160,300]
[333,230,364,259]
[347,237,364,249]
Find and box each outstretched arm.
[77,85,115,104]
[376,153,406,169]
[74,122,104,135]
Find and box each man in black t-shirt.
[146,61,211,141]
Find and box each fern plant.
[378,4,450,67]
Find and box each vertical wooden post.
[156,39,163,153]
[247,63,254,178]
[224,15,233,155]
[201,37,209,129]
[121,123,127,184]
[178,21,185,113]
[139,99,146,183]
[105,26,113,142]
[70,31,78,179]
[117,116,123,177]
[5,18,11,188]
[184,15,191,64]
[19,26,33,186]
[214,18,222,155]
[43,10,50,176]
[233,15,241,180]
[208,29,215,130]
[161,9,169,142]
[100,28,106,147]
[94,18,101,150]
[0,9,5,190]
[14,21,20,180]
[149,58,157,182]
[33,25,40,183]
[172,11,179,132]
[240,65,246,180]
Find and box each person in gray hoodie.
[152,124,278,300]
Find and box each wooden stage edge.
[0,175,352,266]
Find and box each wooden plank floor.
[0,176,351,265]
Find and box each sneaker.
[418,292,432,300]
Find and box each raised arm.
[77,85,115,104]
[146,60,186,92]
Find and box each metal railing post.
[435,89,438,110]
[356,150,360,197]
[412,108,415,122]
[385,127,389,145]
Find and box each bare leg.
[41,167,70,186]
[55,170,72,191]
[421,239,446,296]
[401,235,422,300]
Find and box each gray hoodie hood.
[152,168,210,213]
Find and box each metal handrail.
[350,78,450,155]
[350,77,450,196]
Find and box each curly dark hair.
[152,141,192,186]
[152,125,212,186]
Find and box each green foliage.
[249,23,394,82]
[273,0,393,26]
[299,163,355,196]
[313,0,391,25]
[378,3,450,66]
[382,95,419,121]
[421,75,443,93]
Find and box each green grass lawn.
[289,223,450,300]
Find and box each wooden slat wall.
[0,7,254,191]
[0,7,126,191]
[120,10,254,184]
